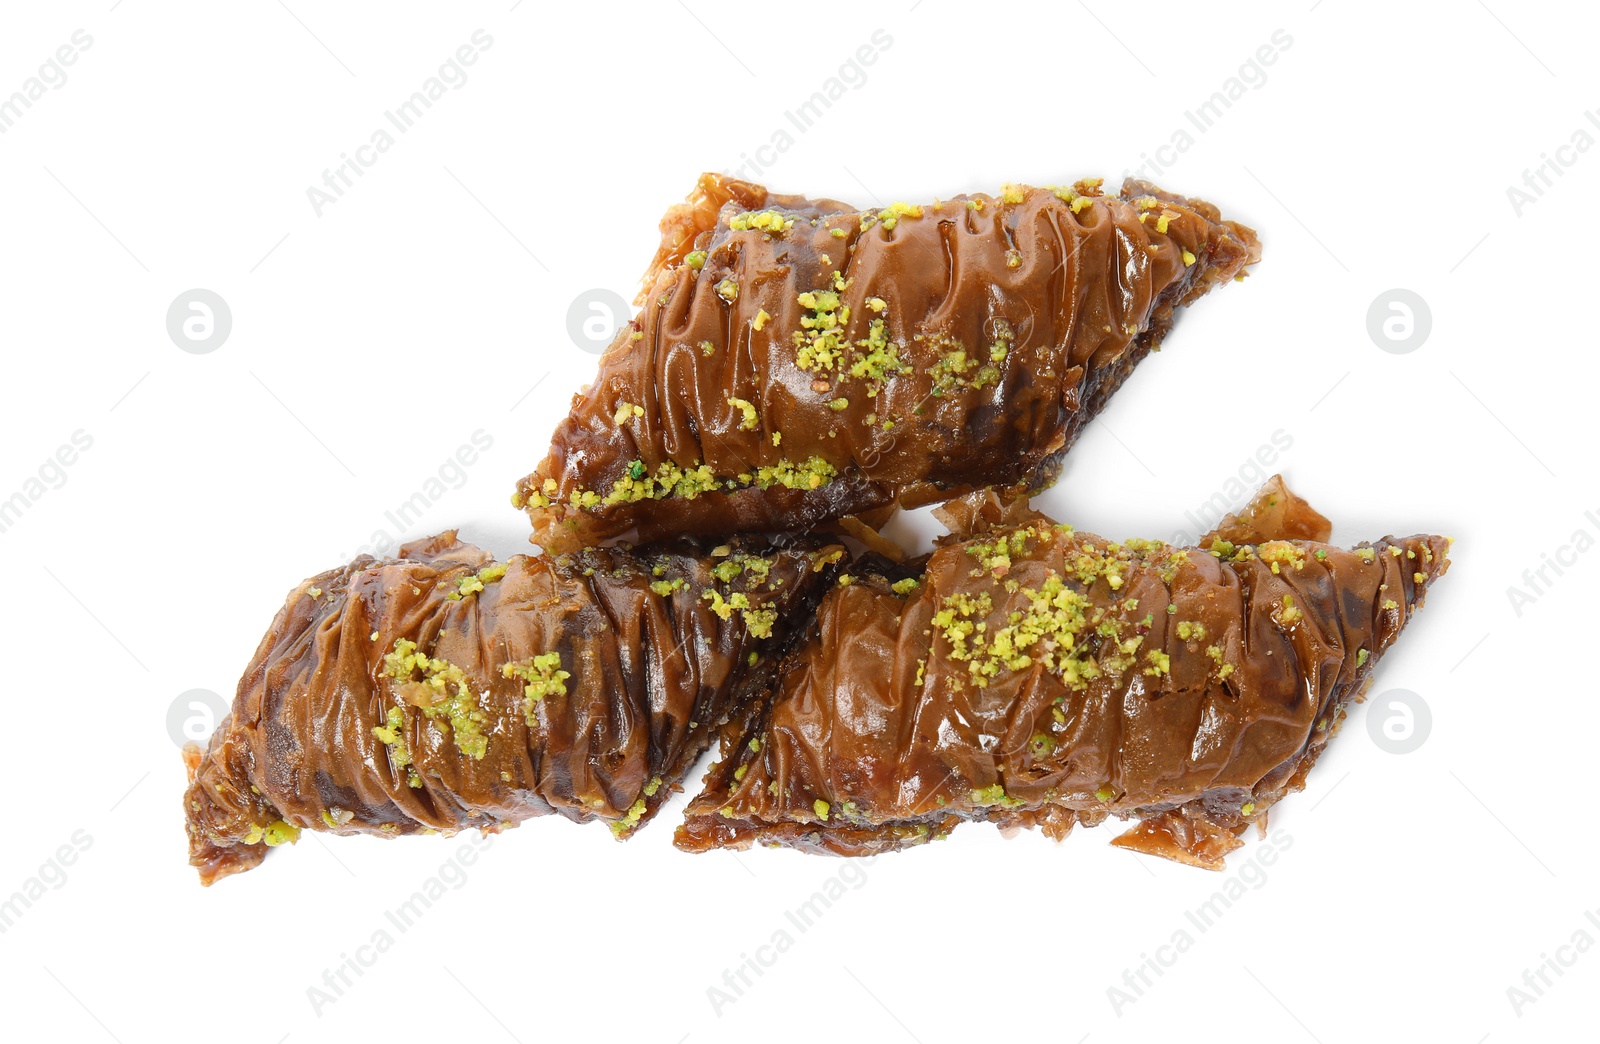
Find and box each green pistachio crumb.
[727,396,760,430]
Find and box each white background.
[1,2,1594,1041]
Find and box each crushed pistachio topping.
[371,705,420,787]
[715,277,739,303]
[622,798,649,827]
[1277,595,1302,624]
[1355,547,1378,563]
[1182,250,1197,266]
[1382,598,1400,611]
[684,249,707,271]
[861,201,923,232]
[449,563,509,601]
[927,344,1000,397]
[649,578,684,597]
[1259,541,1307,574]
[1143,650,1171,676]
[730,210,794,235]
[751,309,772,332]
[891,577,920,596]
[384,639,490,760]
[922,531,1196,691]
[1001,183,1027,204]
[793,288,849,371]
[701,588,778,638]
[811,548,845,572]
[1176,620,1207,642]
[700,340,716,356]
[1206,644,1236,682]
[307,586,322,599]
[711,553,773,586]
[828,397,849,411]
[754,456,837,491]
[813,799,831,821]
[970,783,1020,808]
[1094,787,1116,803]
[582,459,722,508]
[964,525,1036,577]
[846,321,910,394]
[989,318,1015,362]
[1029,733,1056,758]
[1356,648,1370,668]
[613,401,645,425]
[727,396,760,430]
[1240,802,1256,816]
[743,608,777,638]
[502,651,570,726]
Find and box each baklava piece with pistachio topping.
[515,172,1259,551]
[676,479,1450,870]
[182,529,845,885]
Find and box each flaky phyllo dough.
[677,480,1449,870]
[516,174,1258,551]
[183,532,843,884]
